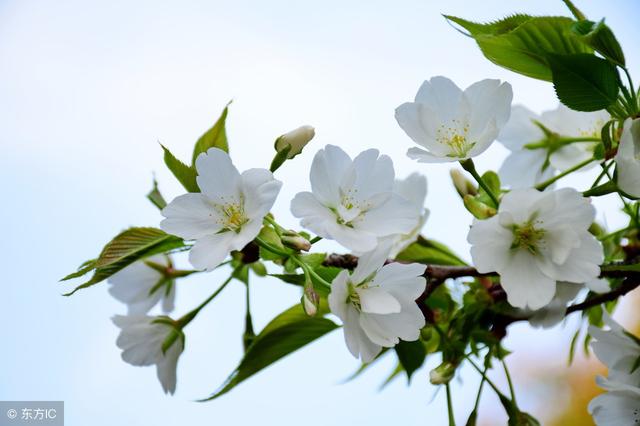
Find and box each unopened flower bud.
[429,361,457,385]
[275,125,315,159]
[463,194,496,219]
[281,230,311,252]
[301,283,320,317]
[450,169,477,197]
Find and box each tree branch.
[323,253,640,327]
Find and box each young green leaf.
[146,177,167,210]
[63,227,185,295]
[395,236,467,266]
[191,102,230,164]
[547,53,620,111]
[201,304,338,400]
[445,15,592,81]
[572,19,625,66]
[161,144,199,192]
[395,339,427,383]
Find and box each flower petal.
[195,147,242,202]
[161,193,222,240]
[188,232,235,271]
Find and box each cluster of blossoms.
[64,6,640,423]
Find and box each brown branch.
[566,277,640,314]
[323,252,640,330]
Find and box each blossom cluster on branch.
[62,1,640,424]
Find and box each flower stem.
[502,359,517,406]
[254,236,332,288]
[445,383,456,426]
[176,272,236,328]
[535,157,594,191]
[459,159,499,206]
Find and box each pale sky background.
[1,1,639,425]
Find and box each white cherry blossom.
[161,148,282,271]
[113,315,184,394]
[108,255,176,314]
[468,188,603,310]
[290,145,419,252]
[615,117,640,198]
[499,104,608,188]
[395,76,512,163]
[328,242,426,363]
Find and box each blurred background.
[2,0,639,424]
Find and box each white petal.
[499,149,554,189]
[231,219,263,251]
[396,103,452,156]
[195,147,242,201]
[394,173,427,208]
[549,143,595,171]
[290,191,335,237]
[309,145,352,206]
[328,270,350,320]
[156,336,184,395]
[586,278,610,294]
[350,241,392,284]
[358,287,401,314]
[467,217,513,273]
[359,313,399,347]
[615,118,640,198]
[406,147,459,163]
[188,232,235,271]
[498,105,542,150]
[539,234,602,284]
[350,149,394,199]
[499,250,557,309]
[160,193,222,240]
[325,221,378,253]
[342,304,382,362]
[357,194,420,237]
[415,76,464,122]
[240,168,282,219]
[464,79,512,131]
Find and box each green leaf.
[573,19,625,66]
[395,236,466,266]
[146,177,167,210]
[161,144,199,192]
[445,15,592,81]
[191,102,230,164]
[63,228,185,295]
[60,259,97,281]
[395,339,427,382]
[202,304,338,400]
[547,53,620,111]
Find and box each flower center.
[346,281,371,312]
[215,197,248,232]
[334,189,370,227]
[437,120,475,158]
[511,221,546,254]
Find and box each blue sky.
[1,1,639,425]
